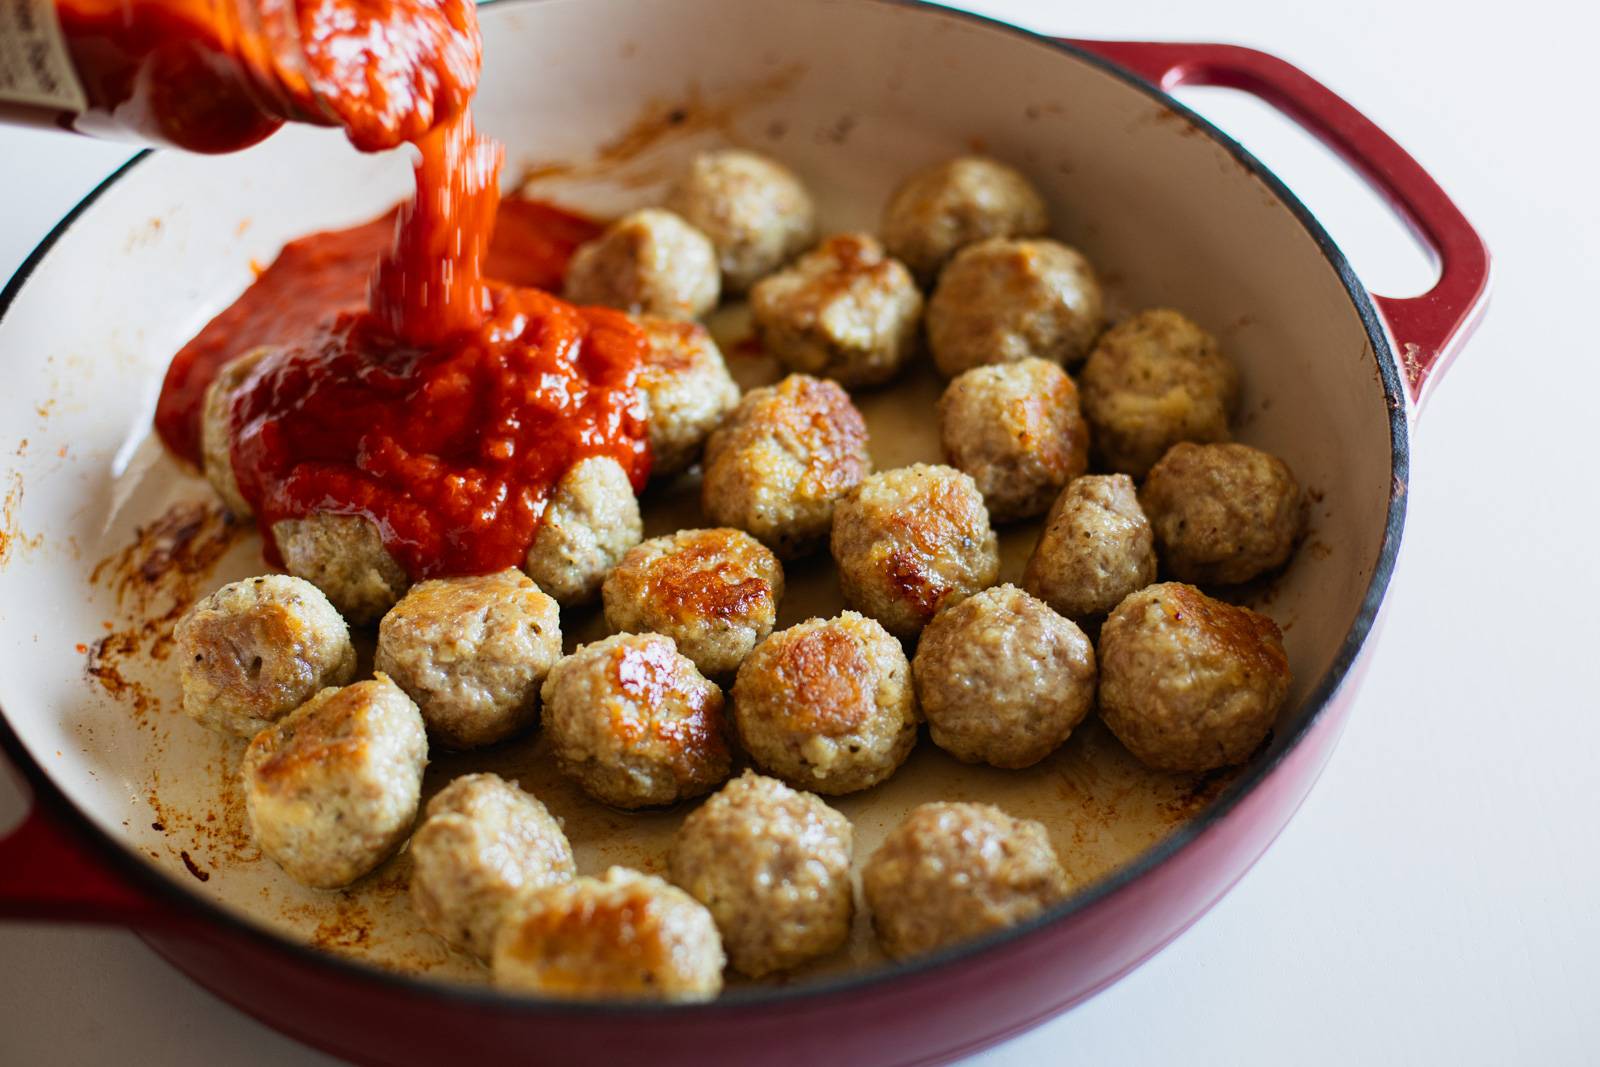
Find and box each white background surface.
[2,0,1597,1063]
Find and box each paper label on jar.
[0,0,87,112]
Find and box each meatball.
[748,233,923,388]
[912,585,1096,768]
[1022,474,1157,625]
[1140,442,1306,586]
[175,574,356,738]
[200,346,270,518]
[539,633,730,809]
[273,513,410,626]
[564,208,720,320]
[731,612,917,795]
[240,674,427,889]
[375,569,561,750]
[863,802,1068,960]
[926,238,1104,377]
[410,773,575,959]
[602,528,784,678]
[523,455,643,607]
[634,316,740,477]
[830,464,999,639]
[701,374,872,559]
[494,867,724,1002]
[881,156,1049,285]
[1079,308,1241,477]
[1097,582,1291,772]
[665,149,816,293]
[937,358,1090,523]
[669,771,853,977]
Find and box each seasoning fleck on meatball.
[1098,582,1290,772]
[410,773,575,960]
[701,374,872,559]
[602,528,784,679]
[540,633,730,809]
[375,569,561,750]
[669,771,853,977]
[830,464,999,639]
[564,208,720,320]
[1079,308,1240,477]
[881,156,1049,285]
[273,512,411,625]
[200,346,270,518]
[523,455,643,607]
[493,867,724,1002]
[240,674,427,889]
[926,238,1103,378]
[937,358,1090,523]
[634,316,740,477]
[666,149,816,293]
[749,233,923,388]
[913,585,1095,769]
[1023,474,1157,625]
[1140,442,1306,586]
[175,574,356,738]
[863,802,1068,960]
[732,612,917,795]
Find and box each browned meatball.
[1098,583,1290,772]
[1023,474,1157,625]
[523,455,643,607]
[634,316,740,477]
[701,374,872,559]
[863,802,1068,960]
[830,464,999,639]
[666,149,817,293]
[200,346,270,518]
[1140,442,1306,586]
[926,237,1103,377]
[273,512,411,625]
[493,867,725,1002]
[1079,308,1240,477]
[409,773,575,959]
[669,771,853,977]
[881,156,1049,285]
[732,612,917,795]
[175,574,356,738]
[375,569,561,750]
[937,358,1090,523]
[912,585,1096,768]
[539,633,730,809]
[749,233,923,388]
[602,528,784,678]
[564,208,720,319]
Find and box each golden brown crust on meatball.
[602,528,784,678]
[523,456,643,607]
[1023,474,1157,625]
[749,233,923,388]
[634,316,740,477]
[668,771,853,977]
[272,512,411,625]
[863,802,1068,960]
[1079,308,1240,477]
[493,867,725,1002]
[925,237,1103,377]
[912,585,1096,768]
[175,574,356,738]
[540,633,731,809]
[830,464,1000,639]
[666,149,816,293]
[201,346,271,518]
[1097,583,1290,772]
[410,773,575,959]
[701,374,872,559]
[1140,442,1306,586]
[375,569,562,750]
[881,156,1050,285]
[564,208,720,320]
[241,674,427,889]
[937,358,1090,523]
[732,612,917,795]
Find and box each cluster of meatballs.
[174,147,1309,1000]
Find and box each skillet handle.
[1060,39,1491,411]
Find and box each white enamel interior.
[0,0,1396,988]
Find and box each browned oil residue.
[0,472,42,568]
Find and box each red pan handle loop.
[1061,39,1491,410]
